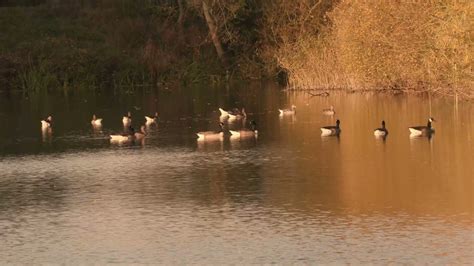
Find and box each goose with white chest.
[122,111,132,127]
[197,122,225,141]
[322,105,335,116]
[409,117,435,137]
[145,112,158,126]
[41,115,52,130]
[374,120,388,137]
[321,119,341,137]
[279,105,296,116]
[110,126,134,142]
[228,108,247,121]
[230,120,258,139]
[91,114,103,127]
[219,107,246,121]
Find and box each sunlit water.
[0,84,472,264]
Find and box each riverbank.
[0,1,226,93]
[276,1,473,99]
[0,1,471,99]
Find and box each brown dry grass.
[274,0,474,98]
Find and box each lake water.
[0,83,472,264]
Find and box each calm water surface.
[0,84,473,264]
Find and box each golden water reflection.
[0,87,472,263]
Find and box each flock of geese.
[40,112,159,143]
[39,104,436,143]
[277,105,435,138]
[196,108,257,141]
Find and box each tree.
[200,0,226,64]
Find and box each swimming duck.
[122,111,132,126]
[110,126,134,142]
[322,105,335,116]
[145,112,158,125]
[197,122,225,141]
[230,120,258,139]
[134,125,147,140]
[91,114,103,127]
[279,105,296,116]
[409,117,435,136]
[321,119,341,136]
[41,115,52,130]
[374,120,388,136]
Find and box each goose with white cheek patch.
[409,117,435,137]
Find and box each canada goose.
[145,112,158,125]
[91,114,103,127]
[41,115,52,130]
[230,120,258,139]
[110,126,134,142]
[279,105,296,116]
[321,119,341,136]
[374,120,388,136]
[197,122,225,141]
[409,117,435,136]
[219,108,230,118]
[228,108,247,121]
[322,105,335,116]
[122,111,132,126]
[134,125,147,140]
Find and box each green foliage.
[0,2,157,93]
[18,60,59,93]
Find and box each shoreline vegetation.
[0,0,472,99]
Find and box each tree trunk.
[201,0,226,65]
[177,0,185,30]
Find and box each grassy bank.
[0,0,472,99]
[0,1,226,94]
[0,5,145,92]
